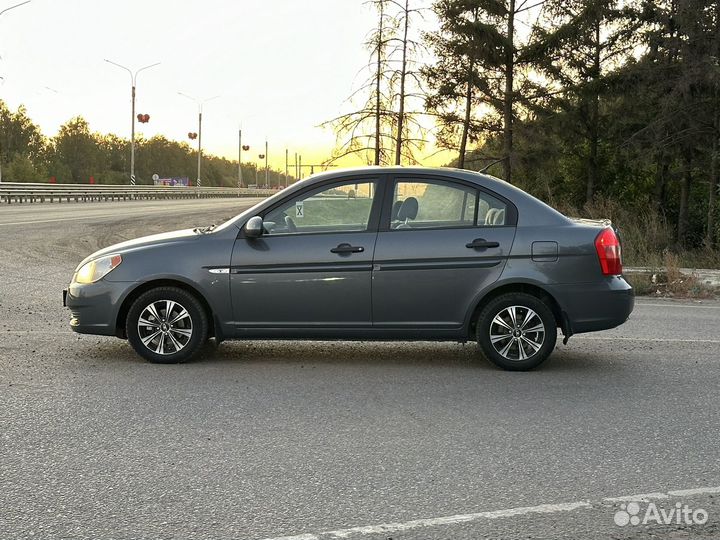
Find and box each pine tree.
[425,0,544,181]
[632,0,718,246]
[530,0,639,203]
[424,1,487,168]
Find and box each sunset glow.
[0,0,451,173]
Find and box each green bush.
[4,154,46,183]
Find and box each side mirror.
[244,216,264,238]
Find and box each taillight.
[595,227,622,276]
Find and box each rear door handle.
[331,243,365,254]
[466,238,500,249]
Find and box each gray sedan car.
[64,167,633,370]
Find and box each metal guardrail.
[0,182,276,204]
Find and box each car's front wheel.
[126,287,209,364]
[476,292,557,371]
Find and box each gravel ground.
[1,199,719,540]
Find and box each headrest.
[391,200,403,221]
[397,197,419,221]
[485,208,498,225]
[493,208,505,225]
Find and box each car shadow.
[66,334,628,374]
[194,339,482,368]
[190,339,620,373]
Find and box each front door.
[372,175,517,329]
[230,177,380,328]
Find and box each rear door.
[371,175,517,329]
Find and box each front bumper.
[548,275,634,334]
[64,280,130,336]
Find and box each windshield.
[213,179,314,232]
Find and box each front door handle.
[466,238,500,249]
[331,243,365,254]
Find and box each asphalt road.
[1,198,719,540]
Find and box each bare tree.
[390,0,428,164]
[323,0,427,166]
[322,0,397,165]
[373,0,387,164]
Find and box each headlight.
[74,254,123,284]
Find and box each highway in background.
[0,197,264,227]
[1,198,719,539]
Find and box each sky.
[0,0,450,173]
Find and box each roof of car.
[237,166,571,229]
[311,166,571,227]
[300,165,506,189]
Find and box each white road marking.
[0,216,132,226]
[668,486,720,497]
[603,492,669,502]
[0,199,262,227]
[0,211,237,227]
[572,336,720,344]
[5,331,719,344]
[259,486,720,540]
[635,302,720,310]
[263,502,592,540]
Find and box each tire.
[476,292,557,371]
[126,286,209,364]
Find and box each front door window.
[263,181,376,235]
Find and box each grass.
[624,252,718,299]
[556,197,720,269]
[554,197,720,298]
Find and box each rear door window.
[391,179,508,229]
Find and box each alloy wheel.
[137,299,193,356]
[489,305,546,362]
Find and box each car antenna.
[478,157,506,174]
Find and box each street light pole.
[285,148,289,187]
[0,0,32,183]
[265,140,268,187]
[238,128,243,190]
[105,59,160,185]
[197,109,203,187]
[178,93,219,189]
[0,0,31,17]
[132,84,136,181]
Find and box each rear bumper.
[547,276,634,334]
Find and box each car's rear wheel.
[476,292,557,371]
[126,287,208,364]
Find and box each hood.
[76,228,199,269]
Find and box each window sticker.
[295,201,304,218]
